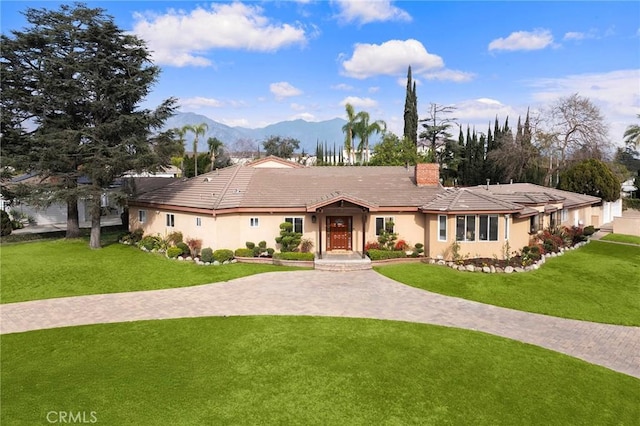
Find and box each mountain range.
[163,112,350,154]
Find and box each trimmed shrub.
[213,249,234,263]
[200,248,214,263]
[166,247,183,258]
[245,241,256,250]
[234,248,254,257]
[367,249,407,261]
[258,241,267,249]
[275,222,301,252]
[273,252,315,261]
[176,242,190,256]
[1,210,12,236]
[583,225,596,236]
[266,248,275,256]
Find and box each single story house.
[128,156,614,260]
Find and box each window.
[456,215,476,241]
[166,213,175,227]
[285,217,303,234]
[561,209,568,223]
[250,217,259,228]
[138,210,147,223]
[530,213,543,233]
[375,217,395,236]
[549,212,557,229]
[196,217,202,227]
[479,215,498,241]
[438,215,447,241]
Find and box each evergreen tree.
[1,4,178,248]
[403,66,418,146]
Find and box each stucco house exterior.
[128,156,612,261]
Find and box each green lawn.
[0,238,301,304]
[2,316,638,425]
[601,233,640,245]
[376,241,640,325]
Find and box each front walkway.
[1,270,638,379]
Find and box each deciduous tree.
[263,136,300,159]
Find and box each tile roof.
[131,165,603,215]
[471,183,601,209]
[132,164,443,211]
[420,188,524,213]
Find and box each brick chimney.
[415,163,440,186]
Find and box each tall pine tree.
[403,66,418,146]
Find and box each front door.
[328,216,352,250]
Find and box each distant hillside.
[163,112,349,154]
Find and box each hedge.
[273,252,315,261]
[367,249,407,261]
[213,249,234,263]
[234,248,255,257]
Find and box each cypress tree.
[403,66,418,146]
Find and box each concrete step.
[314,255,372,271]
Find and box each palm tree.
[624,115,640,148]
[354,111,386,165]
[183,123,208,177]
[341,103,357,165]
[172,127,188,176]
[207,137,224,171]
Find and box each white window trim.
[166,213,175,228]
[504,215,510,241]
[250,217,259,228]
[438,215,447,241]
[196,217,202,227]
[138,209,147,223]
[561,208,568,223]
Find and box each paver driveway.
[1,270,639,379]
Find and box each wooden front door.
[327,216,352,250]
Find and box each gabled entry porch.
[306,192,378,260]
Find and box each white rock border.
[426,239,591,274]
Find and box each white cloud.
[290,112,316,121]
[218,118,251,127]
[527,69,640,141]
[290,103,306,111]
[423,69,475,82]
[452,98,519,125]
[488,29,554,52]
[564,32,586,41]
[368,86,380,93]
[179,96,223,109]
[132,3,306,67]
[270,82,303,100]
[334,0,411,24]
[341,39,444,79]
[331,83,355,91]
[340,96,378,108]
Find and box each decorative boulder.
[504,266,514,274]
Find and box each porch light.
[311,215,317,223]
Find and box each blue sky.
[2,1,639,144]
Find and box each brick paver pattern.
[1,270,638,379]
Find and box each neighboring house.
[128,157,615,260]
[1,173,176,226]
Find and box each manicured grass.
[2,316,638,425]
[376,241,640,325]
[601,233,640,245]
[0,238,301,304]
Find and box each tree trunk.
[66,195,81,238]
[89,194,102,249]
